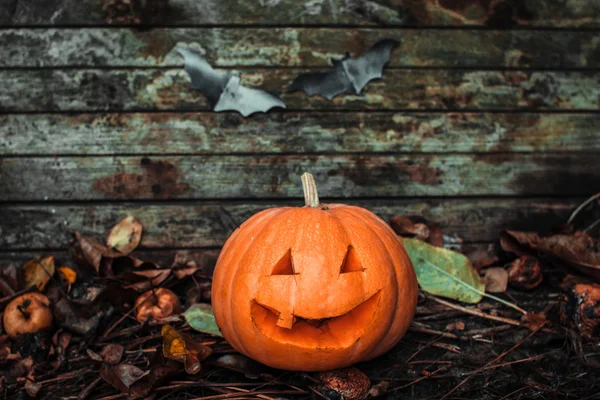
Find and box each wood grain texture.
[1,0,598,27]
[0,199,579,249]
[2,69,599,112]
[3,28,599,68]
[1,154,598,200]
[2,112,599,155]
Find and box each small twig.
[390,366,448,392]
[567,192,600,224]
[440,320,548,400]
[78,376,102,400]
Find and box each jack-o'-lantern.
[211,173,418,371]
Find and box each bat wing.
[214,76,286,117]
[178,48,231,107]
[342,38,399,94]
[287,60,354,101]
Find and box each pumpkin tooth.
[276,312,296,329]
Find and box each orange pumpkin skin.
[212,177,418,371]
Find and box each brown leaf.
[123,269,172,292]
[161,324,212,375]
[539,232,600,281]
[100,344,124,365]
[53,297,104,336]
[521,312,548,331]
[0,336,20,362]
[316,367,371,400]
[0,264,17,297]
[73,232,122,273]
[24,380,41,397]
[100,364,147,393]
[128,352,176,399]
[50,330,72,370]
[481,267,508,293]
[462,244,499,269]
[500,231,540,256]
[107,216,143,255]
[390,215,443,247]
[6,356,34,384]
[22,256,55,291]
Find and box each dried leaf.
[107,216,143,255]
[539,232,600,281]
[390,215,443,247]
[184,303,223,337]
[161,324,212,375]
[462,244,499,269]
[123,269,172,292]
[402,238,485,303]
[0,264,18,296]
[53,297,104,336]
[481,268,508,293]
[100,364,147,393]
[100,344,124,365]
[128,351,176,399]
[521,312,548,331]
[57,267,77,285]
[24,380,41,397]
[500,231,540,256]
[74,232,122,273]
[22,256,55,291]
[507,256,543,290]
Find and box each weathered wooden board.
[0,249,221,273]
[3,112,599,155]
[1,154,598,200]
[1,0,598,27]
[3,28,599,68]
[0,199,579,249]
[2,69,599,112]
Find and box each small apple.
[135,288,181,322]
[3,293,53,338]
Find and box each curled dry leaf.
[481,268,508,293]
[316,367,371,400]
[100,363,147,393]
[539,232,600,281]
[390,215,443,247]
[161,324,212,375]
[402,237,485,303]
[124,269,172,292]
[368,380,390,398]
[500,231,540,256]
[107,216,143,255]
[22,256,55,291]
[57,267,76,285]
[73,232,122,273]
[24,380,41,397]
[135,288,181,322]
[521,312,548,331]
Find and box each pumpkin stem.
[301,173,320,208]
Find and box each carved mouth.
[250,291,382,348]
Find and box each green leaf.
[184,304,223,337]
[402,237,484,303]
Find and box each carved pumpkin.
[212,173,418,371]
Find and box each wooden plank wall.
[1,0,599,269]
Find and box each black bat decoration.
[288,38,399,101]
[178,48,286,117]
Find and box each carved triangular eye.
[271,249,296,275]
[340,245,365,273]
